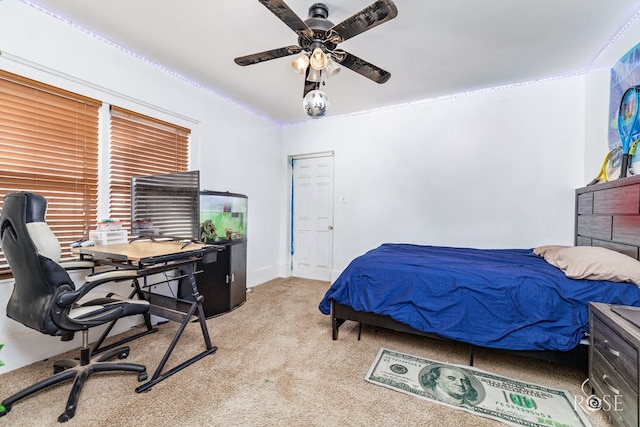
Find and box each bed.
[318,176,640,370]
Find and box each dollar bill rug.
[366,348,591,427]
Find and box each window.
[0,73,191,280]
[0,71,100,279]
[109,106,190,232]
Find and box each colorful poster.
[609,42,640,149]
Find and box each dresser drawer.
[592,313,639,392]
[591,349,638,427]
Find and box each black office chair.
[0,192,150,422]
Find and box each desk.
[75,240,220,392]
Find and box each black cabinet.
[179,240,247,318]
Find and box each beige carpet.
[0,277,611,426]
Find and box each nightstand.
[589,302,640,427]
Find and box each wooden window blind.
[0,70,100,279]
[109,106,190,232]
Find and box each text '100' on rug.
[366,348,591,427]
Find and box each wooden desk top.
[74,240,215,263]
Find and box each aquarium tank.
[199,191,247,244]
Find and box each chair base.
[0,345,146,423]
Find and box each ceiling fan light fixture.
[324,59,340,78]
[303,89,330,119]
[307,67,323,83]
[291,54,310,75]
[309,47,328,70]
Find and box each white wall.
[281,11,640,280]
[0,0,282,372]
[281,77,588,277]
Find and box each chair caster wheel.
[53,366,65,374]
[58,411,74,422]
[118,351,129,359]
[138,372,148,382]
[0,404,10,416]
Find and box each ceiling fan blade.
[235,45,302,66]
[333,50,391,84]
[258,0,313,37]
[329,0,398,43]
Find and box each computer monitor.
[130,170,200,240]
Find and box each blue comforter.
[318,244,640,351]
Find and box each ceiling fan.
[234,0,398,117]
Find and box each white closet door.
[291,154,334,281]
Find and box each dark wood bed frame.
[330,175,640,372]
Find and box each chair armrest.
[60,259,96,270]
[56,269,140,307]
[85,269,139,283]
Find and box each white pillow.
[534,245,640,286]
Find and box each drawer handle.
[601,374,620,395]
[603,339,620,357]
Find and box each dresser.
[589,302,640,427]
[576,175,640,260]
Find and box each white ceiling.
[25,0,640,123]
